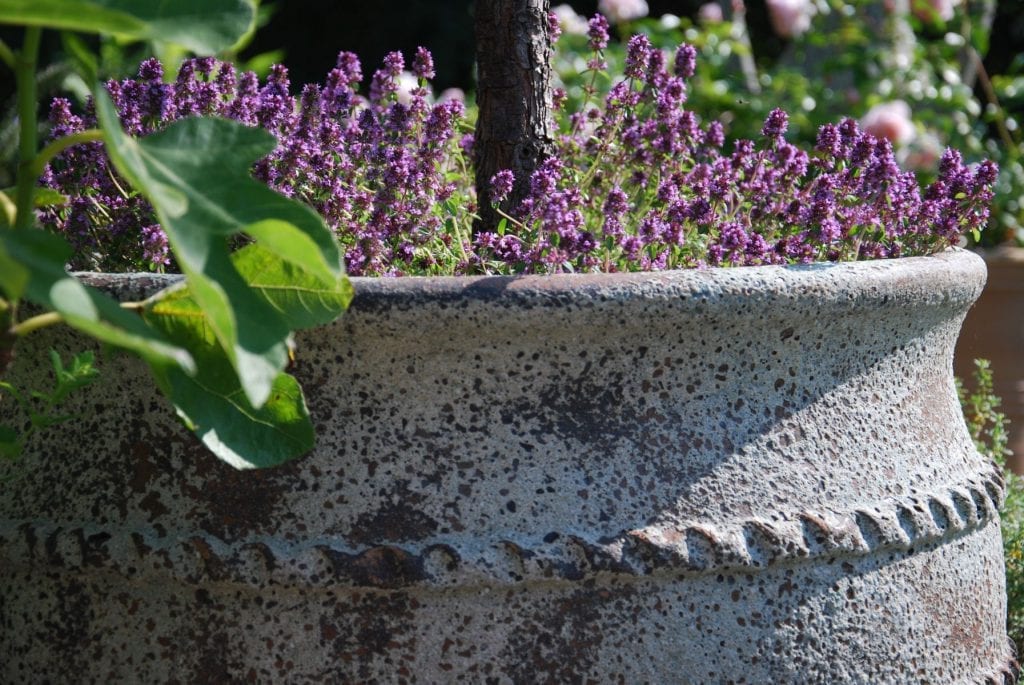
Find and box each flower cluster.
[39,18,996,275]
[475,32,995,271]
[40,53,473,275]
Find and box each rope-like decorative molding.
[0,468,1004,589]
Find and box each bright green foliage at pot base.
[957,358,1024,655]
[0,348,99,461]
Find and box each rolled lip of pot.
[75,248,985,315]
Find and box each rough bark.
[473,0,555,232]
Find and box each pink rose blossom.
[598,0,649,24]
[553,4,590,35]
[765,0,814,39]
[861,101,916,146]
[698,3,724,23]
[912,0,959,22]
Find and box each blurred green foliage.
[957,358,1023,656]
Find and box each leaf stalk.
[13,27,42,231]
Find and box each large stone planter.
[955,246,1024,474]
[0,249,1017,683]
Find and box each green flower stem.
[10,299,146,337]
[13,27,42,232]
[28,129,104,180]
[10,310,62,337]
[0,39,14,71]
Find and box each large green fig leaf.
[232,243,354,330]
[0,227,194,371]
[95,90,343,408]
[0,0,254,55]
[144,286,309,470]
[141,242,350,468]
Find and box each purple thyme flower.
[674,44,697,79]
[413,47,435,81]
[37,34,999,277]
[624,35,651,79]
[588,14,610,51]
[761,108,789,139]
[705,120,725,148]
[383,51,404,77]
[491,170,515,202]
[814,123,841,159]
[548,11,563,41]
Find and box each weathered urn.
[0,249,1017,683]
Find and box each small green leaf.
[0,191,14,231]
[47,349,99,405]
[496,218,508,236]
[0,0,255,55]
[32,188,69,209]
[0,187,70,211]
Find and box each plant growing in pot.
[0,0,1016,681]
[0,1,353,469]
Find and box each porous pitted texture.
[0,249,1015,683]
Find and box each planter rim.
[81,248,984,306]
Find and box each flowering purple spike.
[138,58,163,82]
[625,35,651,79]
[214,62,237,103]
[761,108,789,139]
[674,44,697,79]
[225,71,259,125]
[588,14,610,52]
[814,123,841,158]
[974,159,999,189]
[335,51,363,84]
[706,120,725,148]
[548,11,562,41]
[938,147,964,178]
[383,51,404,78]
[490,170,515,203]
[646,47,668,88]
[413,47,435,81]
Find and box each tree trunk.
[473,0,555,232]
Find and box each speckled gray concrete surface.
[0,249,1017,683]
